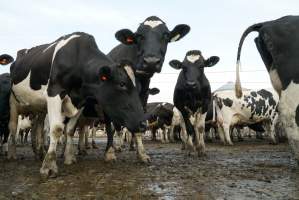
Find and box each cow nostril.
[186,81,196,87]
[143,57,161,65]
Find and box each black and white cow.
[8,32,145,178]
[235,15,299,161]
[107,16,190,161]
[146,102,185,143]
[0,54,14,155]
[171,50,219,156]
[214,89,279,145]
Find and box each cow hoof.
[114,146,122,152]
[40,166,58,179]
[105,147,117,162]
[138,154,151,163]
[78,149,88,156]
[104,153,117,162]
[40,155,58,179]
[226,142,233,146]
[64,155,77,165]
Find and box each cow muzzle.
[186,81,197,89]
[142,56,161,73]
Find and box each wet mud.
[0,139,298,200]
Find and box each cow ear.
[169,60,182,70]
[148,87,160,95]
[169,24,190,42]
[204,56,219,67]
[115,29,136,45]
[99,66,112,81]
[0,54,14,65]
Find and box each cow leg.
[237,127,244,142]
[169,124,175,143]
[64,111,81,165]
[120,128,126,148]
[40,96,65,178]
[104,122,116,162]
[179,120,188,150]
[24,129,29,144]
[195,112,207,157]
[78,126,88,156]
[135,132,150,163]
[7,96,19,160]
[114,124,123,152]
[91,126,98,149]
[129,133,136,151]
[279,83,299,162]
[217,124,226,144]
[152,128,157,141]
[1,124,9,156]
[84,127,91,149]
[35,114,46,161]
[164,127,170,143]
[265,121,277,144]
[224,125,233,145]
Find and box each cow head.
[0,54,14,65]
[170,50,219,90]
[83,61,146,133]
[115,16,190,75]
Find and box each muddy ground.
[0,138,299,200]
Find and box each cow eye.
[163,33,170,41]
[120,81,126,88]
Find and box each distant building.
[213,81,250,93]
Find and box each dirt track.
[0,139,299,200]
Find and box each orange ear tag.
[0,59,7,64]
[126,37,134,43]
[100,76,107,81]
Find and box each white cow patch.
[279,81,299,160]
[51,34,80,66]
[124,65,136,86]
[170,34,180,42]
[143,20,163,28]
[43,42,57,53]
[269,68,282,95]
[186,55,200,63]
[12,71,48,110]
[279,81,299,141]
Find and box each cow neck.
[137,76,151,111]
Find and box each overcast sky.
[1,0,298,103]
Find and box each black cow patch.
[216,98,223,109]
[250,91,257,97]
[257,89,273,99]
[223,98,233,107]
[296,105,299,126]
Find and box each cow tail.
[212,98,216,122]
[235,23,263,98]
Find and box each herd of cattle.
[0,15,299,178]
